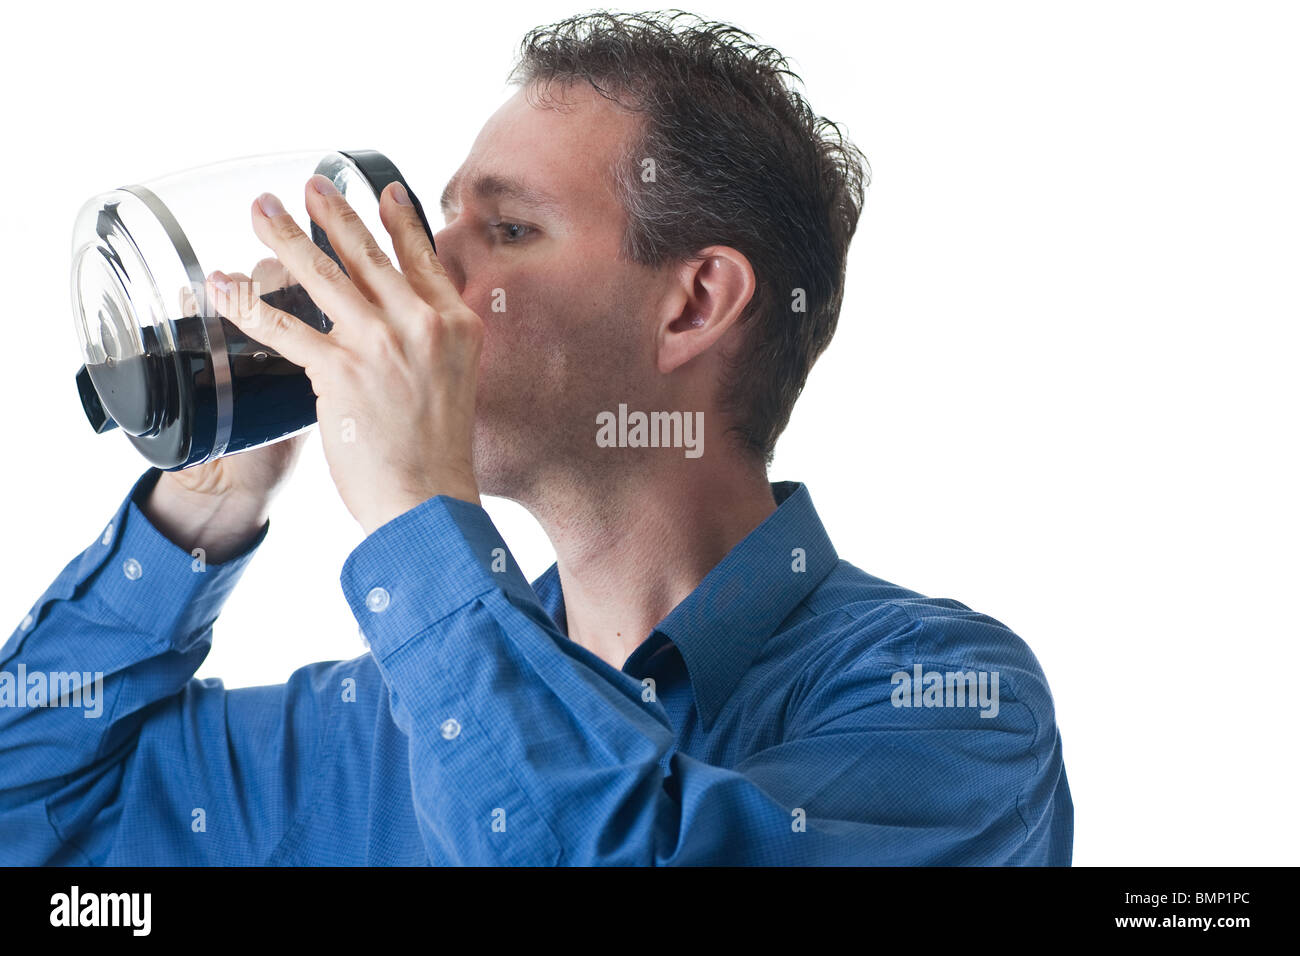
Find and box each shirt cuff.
[339,495,541,657]
[76,469,269,646]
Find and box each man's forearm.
[0,471,268,863]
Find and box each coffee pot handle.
[75,365,118,433]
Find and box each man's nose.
[430,225,467,293]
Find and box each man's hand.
[206,176,483,536]
[143,258,309,563]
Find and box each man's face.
[432,82,669,501]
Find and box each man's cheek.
[482,280,566,343]
[475,295,543,380]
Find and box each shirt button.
[440,718,461,740]
[365,587,390,613]
[19,613,33,631]
[101,524,114,545]
[122,558,142,581]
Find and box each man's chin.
[470,424,538,503]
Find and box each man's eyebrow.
[439,172,563,215]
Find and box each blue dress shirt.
[0,469,1072,865]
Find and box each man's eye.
[490,221,534,243]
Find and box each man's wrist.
[361,472,481,537]
[142,472,270,565]
[343,490,538,654]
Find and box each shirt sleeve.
[0,469,328,865]
[340,495,1071,865]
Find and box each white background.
[1,0,1295,866]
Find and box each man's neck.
[527,458,777,671]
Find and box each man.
[0,11,1072,865]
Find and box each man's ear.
[656,246,756,374]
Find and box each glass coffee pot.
[70,149,434,469]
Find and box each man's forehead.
[443,84,638,215]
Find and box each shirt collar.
[531,481,839,730]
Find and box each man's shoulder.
[780,560,1072,866]
[788,559,1059,716]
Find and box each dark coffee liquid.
[221,317,319,449]
[83,284,325,468]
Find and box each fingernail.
[391,182,412,206]
[310,174,339,196]
[257,192,286,218]
[207,271,234,295]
